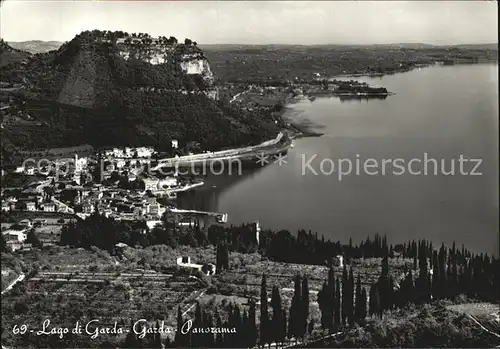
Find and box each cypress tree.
[271,286,284,345]
[354,273,362,323]
[192,302,203,347]
[317,281,331,330]
[341,264,348,327]
[233,305,242,348]
[432,252,440,300]
[289,275,302,340]
[203,312,214,348]
[123,320,139,348]
[242,309,249,348]
[369,283,380,318]
[360,287,368,320]
[260,275,269,347]
[150,320,162,348]
[248,299,258,347]
[347,268,355,326]
[331,270,337,331]
[334,277,341,330]
[282,308,287,344]
[175,305,185,347]
[215,310,224,347]
[301,277,309,336]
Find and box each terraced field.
[1,270,203,348]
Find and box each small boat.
[308,96,316,102]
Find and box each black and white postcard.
[0,1,498,348]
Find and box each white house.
[2,229,27,243]
[144,178,160,191]
[146,220,163,230]
[171,140,179,149]
[1,201,11,212]
[159,177,177,188]
[19,219,33,227]
[135,147,155,158]
[43,203,56,212]
[176,256,217,276]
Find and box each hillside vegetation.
[302,304,500,348]
[1,31,279,156]
[203,44,498,82]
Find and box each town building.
[43,202,56,212]
[176,256,216,276]
[26,202,36,211]
[2,229,27,243]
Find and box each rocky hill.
[1,30,278,156]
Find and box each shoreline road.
[153,132,291,170]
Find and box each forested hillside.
[0,31,279,158]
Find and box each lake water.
[180,64,499,256]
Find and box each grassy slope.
[304,304,500,348]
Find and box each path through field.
[1,273,25,295]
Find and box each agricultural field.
[1,246,209,348]
[1,243,416,348]
[201,256,413,336]
[33,224,62,244]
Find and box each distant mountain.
[8,40,63,54]
[1,30,278,154]
[0,39,31,67]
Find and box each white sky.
[0,1,498,45]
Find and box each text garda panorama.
[13,319,236,339]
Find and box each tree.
[123,321,140,348]
[216,242,229,272]
[248,299,258,347]
[260,274,269,347]
[377,255,391,313]
[347,268,355,326]
[335,277,341,330]
[360,287,368,320]
[317,281,331,331]
[215,310,224,346]
[148,321,162,348]
[369,283,380,318]
[271,286,285,345]
[355,273,363,323]
[192,302,203,347]
[341,264,348,327]
[301,277,310,336]
[175,305,186,347]
[282,308,288,344]
[0,234,8,253]
[242,309,249,348]
[288,275,303,340]
[26,228,42,248]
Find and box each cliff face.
[31,31,217,107]
[113,37,214,86]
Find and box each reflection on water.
[339,95,388,102]
[177,165,265,212]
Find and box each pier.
[169,207,228,223]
